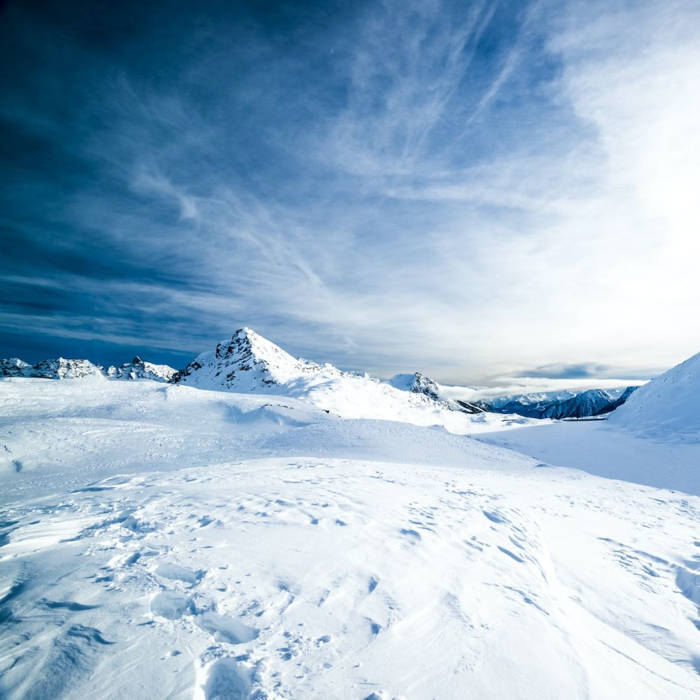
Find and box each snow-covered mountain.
[171,327,341,391]
[482,386,638,419]
[105,356,176,382]
[610,351,700,441]
[0,358,32,377]
[1,356,175,382]
[30,358,104,379]
[171,329,514,432]
[390,371,442,400]
[390,372,485,414]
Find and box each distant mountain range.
[474,386,639,420]
[0,356,175,382]
[1,327,642,421]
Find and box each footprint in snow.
[155,562,205,585]
[150,591,192,620]
[202,656,251,700]
[197,612,258,645]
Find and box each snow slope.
[478,419,700,495]
[0,379,698,699]
[477,351,700,495]
[609,351,700,442]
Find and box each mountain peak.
[389,372,441,401]
[213,327,295,366]
[105,357,176,382]
[173,327,326,391]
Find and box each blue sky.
[1,0,698,382]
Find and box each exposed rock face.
[0,358,32,377]
[389,372,485,414]
[408,372,441,401]
[1,356,175,382]
[452,399,487,414]
[171,327,337,391]
[106,357,176,382]
[30,358,104,379]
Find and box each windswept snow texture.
[0,378,699,699]
[610,351,700,442]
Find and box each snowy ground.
[1,379,699,698]
[478,420,700,496]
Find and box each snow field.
[0,377,699,698]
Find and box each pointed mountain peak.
[213,327,296,367]
[172,327,336,391]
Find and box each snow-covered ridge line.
[0,356,176,382]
